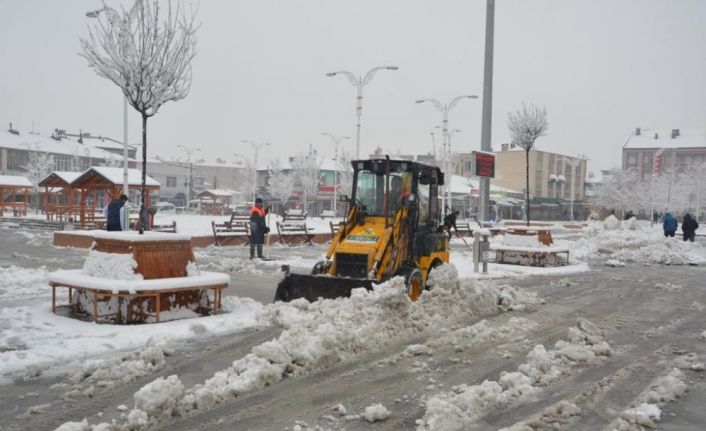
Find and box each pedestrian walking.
[249,197,270,259]
[662,212,678,238]
[682,213,699,242]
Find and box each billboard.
[471,151,495,178]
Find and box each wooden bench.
[276,220,314,245]
[152,221,177,233]
[50,272,227,323]
[320,210,336,218]
[330,220,342,237]
[48,235,229,323]
[453,221,475,237]
[283,209,307,222]
[492,233,569,267]
[212,213,250,246]
[504,227,554,246]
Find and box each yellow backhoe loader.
[274,157,449,302]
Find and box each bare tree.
[507,102,548,225]
[22,146,55,214]
[80,0,198,233]
[267,159,295,213]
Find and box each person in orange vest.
[249,197,270,259]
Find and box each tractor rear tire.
[397,268,424,301]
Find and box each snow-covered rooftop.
[0,175,33,187]
[74,167,160,187]
[623,128,706,150]
[197,189,236,198]
[448,174,521,196]
[0,130,119,159]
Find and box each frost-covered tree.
[507,102,548,225]
[22,148,55,213]
[267,159,294,211]
[101,152,123,168]
[80,0,198,233]
[23,150,55,186]
[291,153,322,215]
[337,150,354,198]
[591,168,640,218]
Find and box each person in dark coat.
[104,194,128,231]
[249,198,270,259]
[682,213,699,242]
[443,210,460,237]
[662,212,678,238]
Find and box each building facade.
[622,128,706,180]
[492,145,587,201]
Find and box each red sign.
[472,151,495,178]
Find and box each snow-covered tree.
[591,168,640,218]
[507,102,548,225]
[291,153,322,215]
[233,158,255,201]
[101,152,123,168]
[267,159,294,211]
[80,0,198,233]
[337,150,354,198]
[23,151,55,186]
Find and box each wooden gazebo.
[38,171,83,222]
[196,189,234,215]
[0,175,32,217]
[71,167,160,228]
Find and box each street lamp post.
[416,95,478,214]
[326,66,399,159]
[177,145,201,202]
[86,6,130,228]
[241,140,270,202]
[322,133,350,214]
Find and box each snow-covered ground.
[1,217,706,430]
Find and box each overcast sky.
[1,0,705,171]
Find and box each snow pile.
[622,217,638,230]
[605,259,626,267]
[185,261,201,277]
[502,234,544,248]
[67,341,167,388]
[610,367,687,430]
[570,220,706,265]
[417,318,612,431]
[604,215,621,230]
[55,419,90,431]
[499,400,581,431]
[363,403,391,422]
[82,265,538,429]
[133,375,184,420]
[82,250,142,280]
[0,265,49,302]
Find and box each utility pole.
[479,0,495,221]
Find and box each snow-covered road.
[1,219,706,430]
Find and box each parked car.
[151,202,176,216]
[230,204,252,216]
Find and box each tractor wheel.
[397,268,424,301]
[311,260,327,275]
[425,259,444,289]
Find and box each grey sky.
[1,0,705,171]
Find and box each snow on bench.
[493,233,569,267]
[320,209,336,218]
[49,270,229,323]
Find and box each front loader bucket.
[274,273,375,303]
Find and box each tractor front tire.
[397,268,424,301]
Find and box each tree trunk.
[525,149,530,226]
[139,114,148,234]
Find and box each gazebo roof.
[38,171,83,188]
[0,175,33,188]
[71,167,160,189]
[197,189,234,198]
